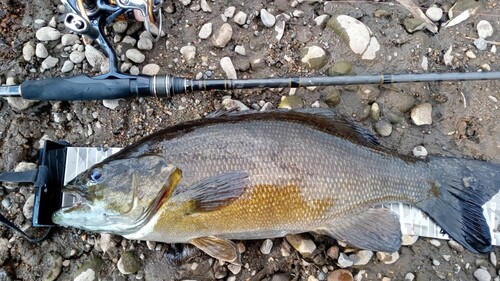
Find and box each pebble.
[220,57,237,79]
[117,251,141,275]
[224,6,236,18]
[42,252,63,281]
[211,23,233,48]
[328,269,353,281]
[275,20,286,41]
[130,66,140,75]
[328,61,353,76]
[222,98,249,111]
[301,45,328,70]
[402,235,419,246]
[477,20,493,39]
[278,96,304,110]
[198,22,213,39]
[35,43,49,59]
[491,252,497,266]
[235,45,246,55]
[200,0,212,12]
[260,239,273,254]
[180,45,196,61]
[142,64,160,75]
[260,9,276,27]
[285,234,316,257]
[474,38,488,51]
[352,250,373,266]
[126,49,146,64]
[412,146,428,158]
[327,246,339,260]
[337,253,354,268]
[314,15,330,27]
[61,60,74,73]
[376,252,399,265]
[22,42,35,61]
[33,19,46,29]
[36,26,61,41]
[442,255,451,262]
[233,11,248,25]
[1,198,11,210]
[180,0,191,6]
[85,45,107,68]
[22,194,35,220]
[327,15,380,60]
[103,98,121,110]
[405,273,415,281]
[227,264,241,275]
[474,268,491,281]
[425,6,443,22]
[113,21,128,34]
[137,37,153,51]
[466,50,477,58]
[433,259,440,266]
[429,239,441,247]
[41,56,59,70]
[370,102,380,121]
[374,120,392,137]
[70,51,86,64]
[61,34,80,46]
[410,103,433,126]
[292,10,305,18]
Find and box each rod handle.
[21,75,152,101]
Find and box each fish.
[52,109,500,264]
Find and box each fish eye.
[88,169,103,183]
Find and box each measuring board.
[63,147,500,245]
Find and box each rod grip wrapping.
[21,75,152,101]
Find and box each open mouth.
[60,191,83,209]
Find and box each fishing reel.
[61,0,164,74]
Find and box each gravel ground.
[0,0,499,280]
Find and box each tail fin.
[416,156,500,253]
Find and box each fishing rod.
[1,71,500,101]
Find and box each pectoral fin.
[173,171,249,213]
[319,208,402,252]
[190,236,241,265]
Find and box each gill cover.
[52,155,179,234]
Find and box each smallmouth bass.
[53,109,500,264]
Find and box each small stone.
[327,246,339,260]
[41,56,59,70]
[42,252,63,281]
[200,0,212,12]
[278,96,304,110]
[411,103,433,126]
[85,45,107,68]
[35,43,49,58]
[22,42,35,61]
[425,6,443,22]
[1,198,11,210]
[352,250,373,266]
[224,7,236,18]
[285,234,316,257]
[474,38,488,51]
[61,34,80,46]
[429,239,441,247]
[370,102,380,121]
[211,23,233,48]
[113,21,128,34]
[403,17,426,33]
[433,259,440,266]
[61,60,74,73]
[36,26,61,41]
[402,235,419,246]
[327,61,353,76]
[199,22,213,39]
[301,45,328,70]
[465,50,477,58]
[130,66,140,75]
[70,51,85,64]
[74,257,102,281]
[117,251,141,275]
[324,87,341,108]
[180,45,196,61]
[22,194,35,220]
[222,98,249,111]
[137,37,153,51]
[374,120,392,137]
[308,276,319,281]
[180,0,191,6]
[328,269,353,281]
[292,10,305,18]
[490,252,497,266]
[233,11,248,25]
[314,15,330,27]
[376,252,399,265]
[142,64,160,75]
[6,97,37,111]
[275,20,285,41]
[103,99,120,110]
[442,255,451,262]
[477,20,493,39]
[235,45,246,55]
[99,234,113,254]
[220,57,237,79]
[260,9,276,28]
[126,49,146,63]
[227,264,241,275]
[412,146,428,158]
[474,268,491,281]
[260,239,273,254]
[405,273,415,281]
[337,253,354,268]
[448,240,464,252]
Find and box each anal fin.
[190,236,241,265]
[319,208,402,252]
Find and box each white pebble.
[425,6,443,22]
[477,20,493,39]
[260,9,276,28]
[412,146,428,158]
[233,11,247,25]
[198,22,213,39]
[61,60,74,73]
[220,57,237,79]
